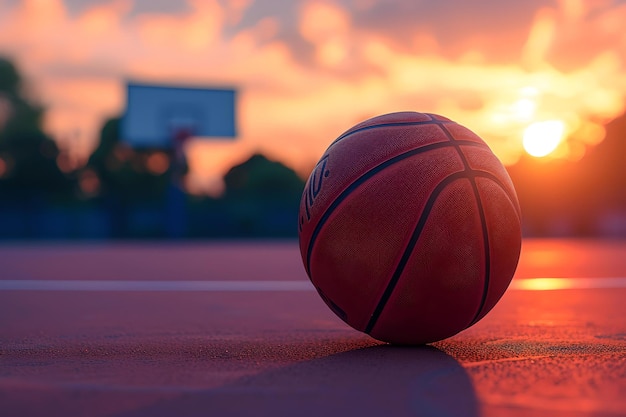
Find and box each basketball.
[298,111,522,345]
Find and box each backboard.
[120,82,237,149]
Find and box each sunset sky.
[0,0,625,194]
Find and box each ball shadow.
[119,344,479,417]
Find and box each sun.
[522,120,566,158]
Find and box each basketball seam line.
[473,173,523,224]
[363,172,471,334]
[436,122,492,327]
[305,139,487,276]
[363,118,501,336]
[328,118,456,148]
[362,115,493,335]
[362,170,513,334]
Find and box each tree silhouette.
[86,116,177,237]
[223,153,305,200]
[0,57,72,197]
[87,116,171,200]
[220,153,305,236]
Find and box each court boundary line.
[0,278,625,291]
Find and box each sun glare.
[513,98,536,121]
[522,120,566,158]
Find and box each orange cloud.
[299,0,352,67]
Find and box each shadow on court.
[115,345,478,417]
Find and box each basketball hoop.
[120,82,237,149]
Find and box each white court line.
[0,278,625,291]
[509,277,626,291]
[0,280,314,291]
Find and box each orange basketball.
[298,112,521,345]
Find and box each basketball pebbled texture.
[298,112,522,345]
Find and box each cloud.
[0,0,625,194]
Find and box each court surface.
[1,239,625,417]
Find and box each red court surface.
[0,239,625,417]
